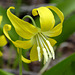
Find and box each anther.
[46,40,55,59]
[43,48,48,64]
[37,46,41,61]
[36,36,41,61]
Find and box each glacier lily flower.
[0,16,7,56]
[3,6,64,64]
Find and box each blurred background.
[0,0,75,75]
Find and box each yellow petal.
[17,48,31,63]
[42,23,62,37]
[46,6,64,23]
[48,38,57,46]
[30,44,38,61]
[43,6,64,37]
[0,51,3,57]
[3,24,33,49]
[7,7,38,39]
[32,7,55,31]
[0,35,7,46]
[0,16,3,25]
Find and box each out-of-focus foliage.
[50,0,64,4]
[0,69,14,75]
[43,53,75,75]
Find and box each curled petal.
[0,51,3,57]
[7,7,38,39]
[32,7,55,31]
[43,6,64,37]
[17,48,31,63]
[0,35,7,46]
[3,24,33,49]
[46,6,64,23]
[30,44,38,61]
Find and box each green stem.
[15,0,22,16]
[18,47,22,75]
[22,15,37,27]
[19,36,22,75]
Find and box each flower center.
[35,32,55,64]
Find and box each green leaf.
[0,69,14,75]
[43,53,75,75]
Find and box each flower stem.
[18,47,22,75]
[19,37,22,75]
[22,15,37,27]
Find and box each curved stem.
[38,59,51,75]
[22,15,37,27]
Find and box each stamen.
[43,48,48,64]
[40,35,52,58]
[40,33,55,59]
[36,36,41,61]
[46,40,55,59]
[37,34,48,63]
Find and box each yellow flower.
[0,16,7,56]
[3,6,64,64]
